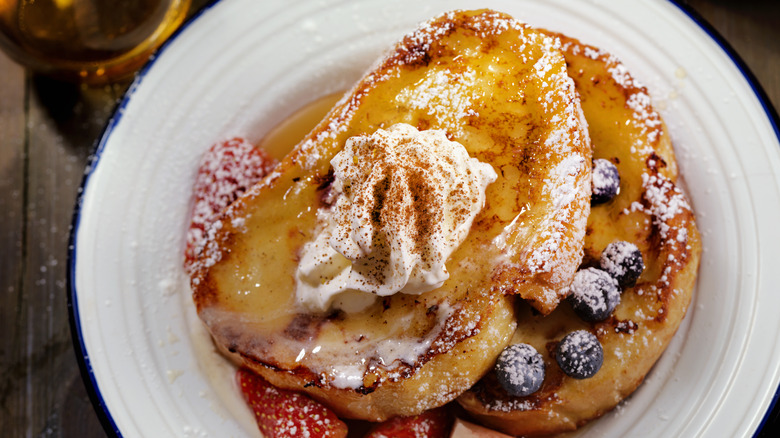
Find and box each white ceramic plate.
[69,0,780,436]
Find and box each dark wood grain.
[0,1,777,437]
[25,77,123,437]
[0,60,126,436]
[0,43,28,438]
[684,0,780,111]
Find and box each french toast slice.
[457,33,702,436]
[189,10,591,421]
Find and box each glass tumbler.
[0,0,191,84]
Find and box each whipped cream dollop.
[296,123,497,312]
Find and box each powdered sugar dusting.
[627,172,691,243]
[525,152,589,284]
[640,173,690,222]
[482,396,541,413]
[608,64,663,151]
[562,38,664,151]
[395,68,478,138]
[185,138,277,274]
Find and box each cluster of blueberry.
[568,241,644,322]
[495,330,606,398]
[494,158,646,397]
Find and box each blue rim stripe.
[66,1,221,436]
[665,2,780,436]
[66,1,780,436]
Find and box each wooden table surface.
[1,1,778,436]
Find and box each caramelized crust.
[457,33,702,436]
[190,10,591,420]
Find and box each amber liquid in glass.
[0,0,190,84]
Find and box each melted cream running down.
[296,123,497,312]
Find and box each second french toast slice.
[458,32,701,436]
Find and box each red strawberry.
[365,406,453,438]
[184,137,277,269]
[236,368,348,438]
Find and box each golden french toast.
[457,33,702,436]
[189,10,591,421]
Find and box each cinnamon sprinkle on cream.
[296,123,496,312]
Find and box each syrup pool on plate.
[258,92,342,159]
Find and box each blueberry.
[495,343,545,397]
[600,240,645,288]
[568,267,620,322]
[555,330,603,379]
[592,158,620,205]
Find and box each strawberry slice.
[184,137,277,269]
[236,368,348,438]
[365,406,453,438]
